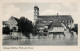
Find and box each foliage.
[18,16,33,37]
[43,28,48,32]
[3,26,10,34]
[32,26,40,36]
[69,24,78,34]
[72,24,78,34]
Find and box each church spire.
[34,5,39,25]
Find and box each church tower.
[34,5,39,25]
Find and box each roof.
[34,5,38,8]
[50,22,63,27]
[10,16,19,22]
[44,21,52,26]
[58,15,73,21]
[38,15,74,21]
[34,5,39,10]
[38,15,58,21]
[36,23,45,27]
[13,17,19,22]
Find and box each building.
[11,32,22,39]
[48,22,64,33]
[3,16,19,31]
[34,6,74,31]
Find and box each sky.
[2,2,78,23]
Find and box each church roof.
[58,15,73,21]
[38,15,74,21]
[38,15,58,21]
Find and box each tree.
[32,26,39,36]
[72,24,78,34]
[18,16,33,38]
[3,26,10,34]
[69,24,78,34]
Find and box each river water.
[3,34,78,45]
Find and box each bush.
[3,26,10,34]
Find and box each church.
[34,5,74,32]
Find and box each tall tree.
[18,16,33,38]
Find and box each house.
[48,22,64,33]
[7,16,19,31]
[11,32,22,39]
[34,6,74,31]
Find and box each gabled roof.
[9,16,19,22]
[13,17,19,22]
